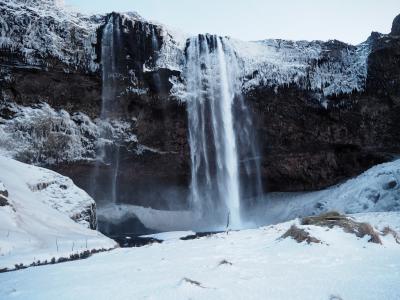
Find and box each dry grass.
[301,211,382,244]
[182,277,205,288]
[382,227,400,244]
[281,225,321,244]
[218,259,233,266]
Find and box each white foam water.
[185,35,262,229]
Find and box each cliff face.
[0,1,399,209]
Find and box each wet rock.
[382,179,398,190]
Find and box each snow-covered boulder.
[0,156,97,228]
[0,156,117,270]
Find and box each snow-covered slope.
[0,156,117,270]
[0,212,398,300]
[256,159,400,226]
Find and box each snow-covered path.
[1,213,399,300]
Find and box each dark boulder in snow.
[0,181,9,206]
[0,181,8,198]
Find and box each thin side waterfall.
[185,35,262,229]
[150,26,162,93]
[101,15,119,119]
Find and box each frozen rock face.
[0,0,101,71]
[0,1,399,211]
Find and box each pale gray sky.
[64,0,400,44]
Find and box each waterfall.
[150,26,162,93]
[91,15,121,212]
[185,35,262,229]
[101,15,119,118]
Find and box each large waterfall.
[185,35,263,229]
[91,15,121,213]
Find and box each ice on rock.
[1,0,371,102]
[0,102,138,164]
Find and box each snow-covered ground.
[0,211,399,300]
[0,156,117,270]
[0,156,399,298]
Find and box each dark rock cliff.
[1,2,399,209]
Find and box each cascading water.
[91,15,121,213]
[185,35,263,229]
[100,15,119,119]
[150,26,162,93]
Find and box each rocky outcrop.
[391,14,400,36]
[0,1,399,210]
[0,181,9,206]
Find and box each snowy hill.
[0,156,117,270]
[0,211,399,299]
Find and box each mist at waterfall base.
[94,18,266,235]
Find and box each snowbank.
[0,156,117,270]
[0,212,398,299]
